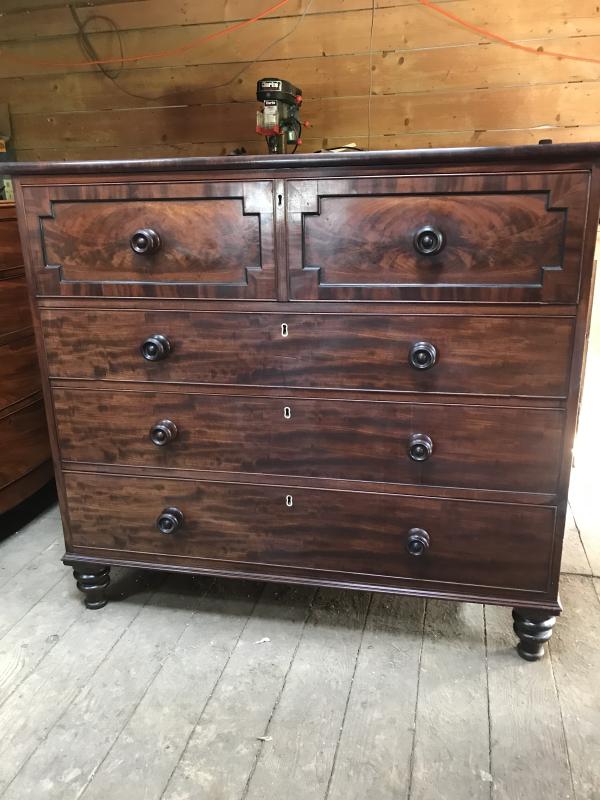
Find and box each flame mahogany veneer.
[7,143,600,660]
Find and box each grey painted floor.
[0,494,598,800]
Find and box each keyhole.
[281,323,289,337]
[283,406,291,419]
[278,194,283,206]
[285,494,293,507]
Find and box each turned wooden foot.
[512,608,556,661]
[72,565,110,609]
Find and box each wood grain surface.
[0,204,51,512]
[52,387,565,494]
[40,309,575,398]
[287,171,588,303]
[63,472,558,598]
[22,180,276,299]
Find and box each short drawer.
[286,171,589,303]
[65,473,556,593]
[0,400,50,490]
[20,180,276,299]
[42,310,574,399]
[54,389,565,494]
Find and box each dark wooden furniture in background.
[7,143,600,660]
[0,201,52,519]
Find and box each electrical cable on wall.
[417,0,600,66]
[2,0,600,70]
[2,0,294,69]
[62,0,315,104]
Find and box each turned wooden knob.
[130,228,161,254]
[414,225,445,256]
[141,334,171,362]
[409,341,437,370]
[408,433,433,462]
[149,419,178,446]
[156,507,184,535]
[406,528,430,556]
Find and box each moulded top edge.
[2,142,600,177]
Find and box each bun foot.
[512,608,556,661]
[72,565,111,609]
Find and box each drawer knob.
[409,341,437,370]
[156,507,184,535]
[150,419,178,446]
[408,433,433,462]
[406,528,430,557]
[414,225,445,256]
[130,228,161,254]
[141,333,171,361]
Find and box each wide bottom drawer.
[64,473,556,594]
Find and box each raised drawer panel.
[0,400,50,490]
[65,473,556,594]
[54,389,565,494]
[286,172,589,303]
[20,181,276,299]
[42,310,574,399]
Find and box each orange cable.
[417,0,600,65]
[3,0,600,71]
[1,0,292,68]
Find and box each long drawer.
[64,473,556,594]
[42,310,574,398]
[53,388,565,494]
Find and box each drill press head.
[256,78,303,154]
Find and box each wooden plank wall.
[1,0,600,160]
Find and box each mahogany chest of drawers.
[0,201,51,516]
[7,143,600,660]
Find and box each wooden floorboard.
[0,505,599,799]
[0,573,83,707]
[162,582,314,800]
[0,505,60,590]
[242,589,371,800]
[569,478,600,577]
[2,573,216,800]
[485,605,573,800]
[80,578,261,800]
[326,594,425,800]
[0,538,67,641]
[561,504,593,576]
[549,574,600,800]
[409,600,491,800]
[0,572,161,794]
